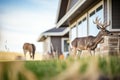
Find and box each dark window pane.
[64,40,69,52]
[112,0,120,29]
[96,5,103,12]
[83,17,86,21]
[90,11,95,17]
[79,21,81,25]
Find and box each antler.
[103,20,110,28]
[93,17,102,29]
[93,17,110,29]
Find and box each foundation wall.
[99,35,120,56]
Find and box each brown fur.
[71,17,112,56]
[23,43,36,59]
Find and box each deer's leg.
[29,51,32,59]
[24,50,27,59]
[32,53,34,59]
[88,49,92,56]
[72,47,77,57]
[32,52,35,60]
[77,50,82,57]
[93,50,95,56]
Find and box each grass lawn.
[24,56,120,80]
[0,51,120,80]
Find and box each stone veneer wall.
[99,35,120,56]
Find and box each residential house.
[38,27,69,58]
[56,0,120,55]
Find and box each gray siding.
[68,0,78,11]
[57,0,69,22]
[51,36,62,54]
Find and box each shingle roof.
[37,27,70,42]
[44,27,66,33]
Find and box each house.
[38,27,70,58]
[56,0,120,55]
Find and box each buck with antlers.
[71,17,112,56]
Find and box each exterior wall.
[43,37,51,53]
[68,0,120,55]
[99,0,120,55]
[100,35,120,56]
[57,0,69,22]
[51,36,62,54]
[43,39,47,53]
[42,33,69,56]
[57,0,120,55]
[67,0,78,11]
[69,1,103,42]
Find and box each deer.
[71,17,112,57]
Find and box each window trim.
[77,14,87,37]
[108,0,120,31]
[70,26,77,42]
[62,38,69,53]
[69,13,87,42]
[69,1,104,42]
[88,1,103,16]
[88,1,103,36]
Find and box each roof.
[56,0,69,23]
[56,0,100,28]
[45,27,66,33]
[37,27,70,42]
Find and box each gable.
[56,0,69,23]
[67,0,79,11]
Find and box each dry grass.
[0,51,39,80]
[0,51,23,61]
[0,51,43,61]
[0,61,37,80]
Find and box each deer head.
[93,17,111,36]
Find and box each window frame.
[61,38,69,53]
[88,1,104,36]
[77,14,87,37]
[69,1,104,42]
[108,0,120,31]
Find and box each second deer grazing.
[71,17,112,56]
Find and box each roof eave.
[55,0,62,23]
[37,34,47,42]
[56,0,87,28]
[43,27,70,36]
[37,28,70,42]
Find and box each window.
[62,38,69,53]
[70,26,77,41]
[112,0,120,30]
[77,17,87,37]
[89,4,103,36]
[69,1,103,42]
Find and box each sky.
[0,0,59,53]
